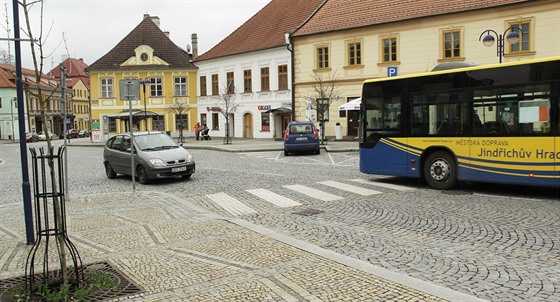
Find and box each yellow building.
[88,15,198,141]
[290,0,560,138]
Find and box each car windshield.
[290,124,313,134]
[134,133,179,151]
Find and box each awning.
[111,110,160,119]
[339,98,361,111]
[266,107,292,114]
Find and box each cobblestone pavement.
[1,140,558,301]
[0,191,477,301]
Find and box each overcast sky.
[0,0,270,71]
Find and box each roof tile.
[294,0,531,36]
[87,16,196,71]
[194,0,325,62]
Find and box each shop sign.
[206,107,222,112]
[258,105,271,111]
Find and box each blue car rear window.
[290,124,313,134]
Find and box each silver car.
[103,131,195,184]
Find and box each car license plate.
[172,166,187,173]
[296,137,307,141]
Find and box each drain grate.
[292,208,324,216]
[0,261,143,302]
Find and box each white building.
[193,0,325,140]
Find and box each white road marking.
[247,189,301,207]
[206,192,257,216]
[318,180,382,196]
[351,178,415,191]
[284,184,343,201]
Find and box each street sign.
[119,79,141,101]
[388,66,398,77]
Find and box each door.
[347,110,359,137]
[244,113,253,138]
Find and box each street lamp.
[10,97,17,142]
[479,26,522,63]
[140,78,150,130]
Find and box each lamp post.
[479,26,522,63]
[10,97,17,142]
[140,78,150,130]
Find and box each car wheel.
[315,149,320,155]
[423,151,457,190]
[284,150,289,156]
[104,162,117,179]
[137,166,149,184]
[181,174,192,180]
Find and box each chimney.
[144,14,160,28]
[191,33,198,58]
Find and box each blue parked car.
[284,121,320,156]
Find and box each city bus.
[359,57,559,190]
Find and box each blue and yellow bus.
[359,57,559,189]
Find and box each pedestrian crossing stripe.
[247,189,302,207]
[206,192,257,216]
[351,178,415,191]
[318,180,383,195]
[208,180,412,216]
[284,184,343,201]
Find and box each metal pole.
[13,0,34,244]
[143,79,148,130]
[60,65,69,197]
[10,99,14,142]
[126,82,136,193]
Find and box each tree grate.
[0,261,143,302]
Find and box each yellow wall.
[90,69,198,135]
[293,0,560,137]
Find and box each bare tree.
[20,0,72,288]
[308,71,342,144]
[168,98,191,143]
[216,83,238,144]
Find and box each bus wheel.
[424,151,457,190]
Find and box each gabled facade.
[193,0,324,139]
[0,64,62,140]
[88,15,198,141]
[291,0,560,138]
[50,57,91,132]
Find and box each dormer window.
[140,52,149,62]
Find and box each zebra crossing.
[204,179,414,216]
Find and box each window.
[152,115,164,131]
[260,67,270,91]
[443,30,461,59]
[226,72,234,94]
[174,77,187,96]
[316,46,329,69]
[508,21,531,53]
[175,114,188,130]
[150,77,163,97]
[108,117,117,132]
[100,78,114,98]
[278,65,288,90]
[243,69,252,93]
[317,98,330,122]
[211,74,219,95]
[261,112,270,131]
[200,113,207,128]
[382,37,398,63]
[347,41,362,66]
[212,113,219,130]
[200,76,207,96]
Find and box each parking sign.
[388,66,398,77]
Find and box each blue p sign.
[388,66,398,77]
